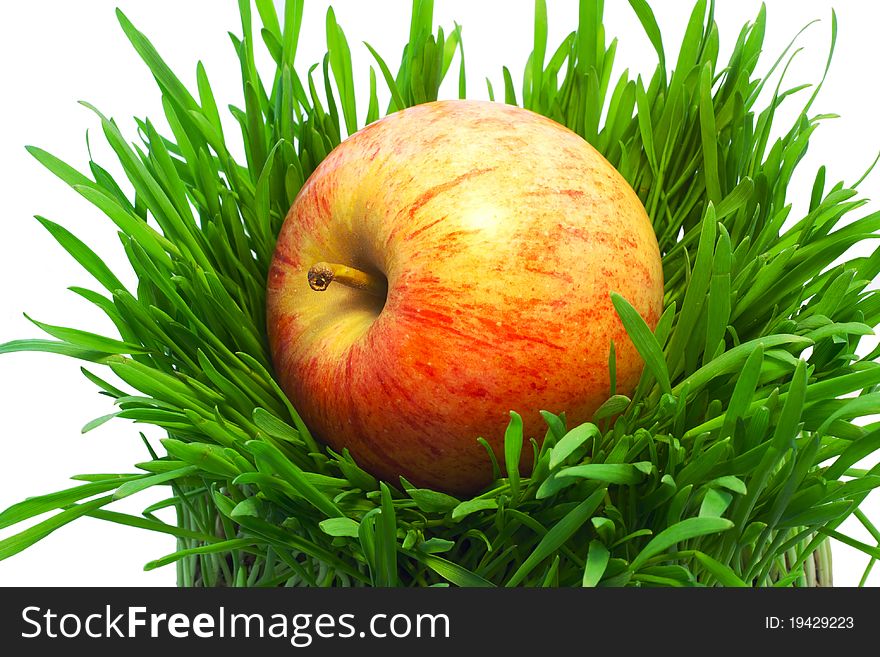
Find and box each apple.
[267,99,663,494]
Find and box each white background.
[0,1,878,586]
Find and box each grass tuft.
[1,0,879,586]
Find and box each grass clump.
[1,0,879,587]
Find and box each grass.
[1,0,879,587]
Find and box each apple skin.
[267,99,663,495]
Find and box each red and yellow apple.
[267,99,663,494]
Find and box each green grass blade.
[406,551,495,587]
[34,216,125,294]
[326,7,357,136]
[630,517,734,572]
[245,440,343,518]
[626,0,665,71]
[113,466,199,500]
[550,422,600,469]
[88,509,218,542]
[0,478,138,530]
[693,551,748,586]
[506,486,606,586]
[364,42,406,112]
[611,293,671,394]
[698,63,721,204]
[116,10,199,113]
[0,496,115,561]
[557,463,650,485]
[504,411,524,497]
[0,339,112,362]
[376,483,399,586]
[145,538,258,571]
[526,0,548,108]
[319,517,360,538]
[582,539,610,586]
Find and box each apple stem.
[307,261,388,298]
